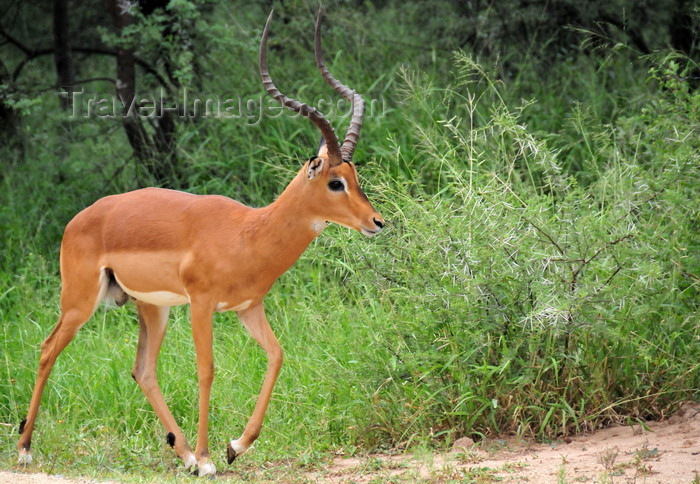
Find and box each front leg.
[227,302,283,462]
[189,300,217,476]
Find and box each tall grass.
[335,52,699,447]
[0,2,698,480]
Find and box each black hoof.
[227,443,237,464]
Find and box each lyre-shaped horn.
[259,10,344,165]
[259,8,366,167]
[314,6,366,164]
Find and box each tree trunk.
[53,0,75,110]
[107,0,179,187]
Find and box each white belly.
[114,274,189,306]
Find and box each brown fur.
[17,154,383,473]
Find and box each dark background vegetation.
[0,0,698,478]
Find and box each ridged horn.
[260,10,343,165]
[314,6,366,163]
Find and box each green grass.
[1,1,698,481]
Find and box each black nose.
[373,218,384,229]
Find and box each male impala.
[17,9,383,476]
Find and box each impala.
[17,8,383,476]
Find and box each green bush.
[311,52,699,447]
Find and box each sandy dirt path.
[308,402,700,483]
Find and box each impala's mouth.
[361,226,383,237]
[361,217,384,236]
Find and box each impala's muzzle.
[361,215,384,237]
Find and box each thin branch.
[0,29,171,90]
[0,0,23,27]
[601,265,622,289]
[0,25,32,55]
[72,47,171,89]
[11,47,53,80]
[522,215,567,257]
[584,234,634,266]
[571,234,633,282]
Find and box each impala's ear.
[307,156,325,180]
[316,136,328,159]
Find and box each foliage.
[336,52,698,447]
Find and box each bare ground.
[2,402,699,483]
[305,402,700,483]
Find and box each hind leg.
[17,268,106,463]
[131,301,197,470]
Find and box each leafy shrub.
[310,52,700,447]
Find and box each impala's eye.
[328,179,345,192]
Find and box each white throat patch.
[311,220,327,234]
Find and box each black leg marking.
[18,418,27,435]
[227,442,237,464]
[166,432,176,448]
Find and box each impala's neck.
[251,171,324,278]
